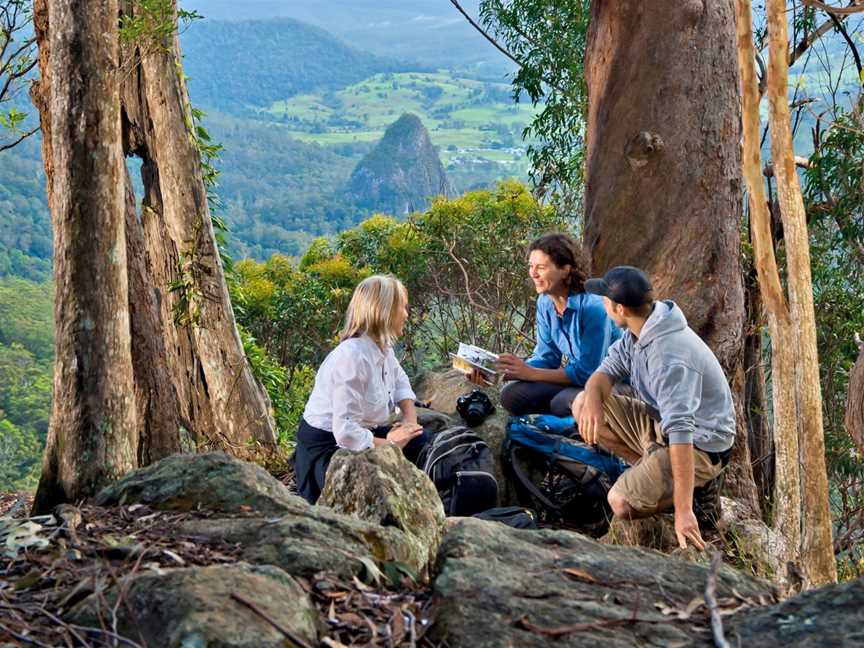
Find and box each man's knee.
[608,489,635,518]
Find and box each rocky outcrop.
[431,517,775,647]
[347,113,454,216]
[69,563,320,647]
[320,444,445,568]
[94,451,305,515]
[727,576,864,644]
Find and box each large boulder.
[68,563,320,647]
[416,368,478,414]
[94,452,305,515]
[177,511,429,579]
[727,576,864,644]
[430,517,774,647]
[319,444,445,568]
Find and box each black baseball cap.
[584,266,654,307]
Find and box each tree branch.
[0,124,38,152]
[447,0,568,95]
[801,0,864,15]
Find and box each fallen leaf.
[560,567,597,583]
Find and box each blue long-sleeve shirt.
[526,292,621,387]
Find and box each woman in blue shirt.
[491,233,621,416]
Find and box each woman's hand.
[466,368,493,386]
[387,422,423,449]
[495,353,533,381]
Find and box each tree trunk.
[117,2,276,459]
[32,0,138,512]
[584,0,760,513]
[847,344,864,454]
[743,271,774,513]
[31,0,276,513]
[766,0,836,588]
[738,0,803,579]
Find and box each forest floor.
[0,493,443,647]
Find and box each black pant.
[292,419,430,504]
[499,380,582,417]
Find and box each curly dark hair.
[527,232,591,293]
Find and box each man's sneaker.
[693,471,725,530]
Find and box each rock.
[319,444,445,568]
[68,563,320,647]
[416,368,479,414]
[727,576,864,645]
[717,496,789,582]
[94,452,305,516]
[177,507,431,579]
[430,517,773,647]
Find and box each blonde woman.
[293,274,427,503]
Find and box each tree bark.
[30,0,276,512]
[847,344,864,454]
[737,0,803,579]
[766,0,836,588]
[743,272,774,513]
[584,0,759,513]
[117,1,276,459]
[32,0,138,512]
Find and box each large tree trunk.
[31,0,138,512]
[31,0,276,513]
[584,0,759,513]
[118,0,277,461]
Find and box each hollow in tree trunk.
[31,0,277,514]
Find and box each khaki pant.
[602,395,724,513]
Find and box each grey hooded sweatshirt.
[596,300,735,452]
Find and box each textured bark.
[117,1,276,459]
[743,276,774,511]
[584,0,759,513]
[737,0,802,577]
[32,0,138,512]
[766,0,836,587]
[30,1,276,512]
[847,345,864,454]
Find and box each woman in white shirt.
[293,274,427,503]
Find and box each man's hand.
[577,392,605,445]
[495,353,533,380]
[674,508,705,551]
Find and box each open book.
[449,342,499,384]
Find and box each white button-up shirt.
[302,335,417,451]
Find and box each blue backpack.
[502,414,628,534]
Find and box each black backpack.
[473,506,537,529]
[419,426,498,516]
[502,414,628,536]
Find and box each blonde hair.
[339,274,408,349]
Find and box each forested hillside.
[0,15,534,271]
[180,18,419,112]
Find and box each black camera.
[456,389,495,427]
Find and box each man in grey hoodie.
[572,266,735,551]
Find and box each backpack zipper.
[455,470,498,487]
[424,440,487,474]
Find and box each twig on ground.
[230,592,315,648]
[706,552,733,648]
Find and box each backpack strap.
[508,446,562,511]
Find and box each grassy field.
[263,70,540,181]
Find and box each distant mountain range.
[180,18,423,112]
[180,0,514,79]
